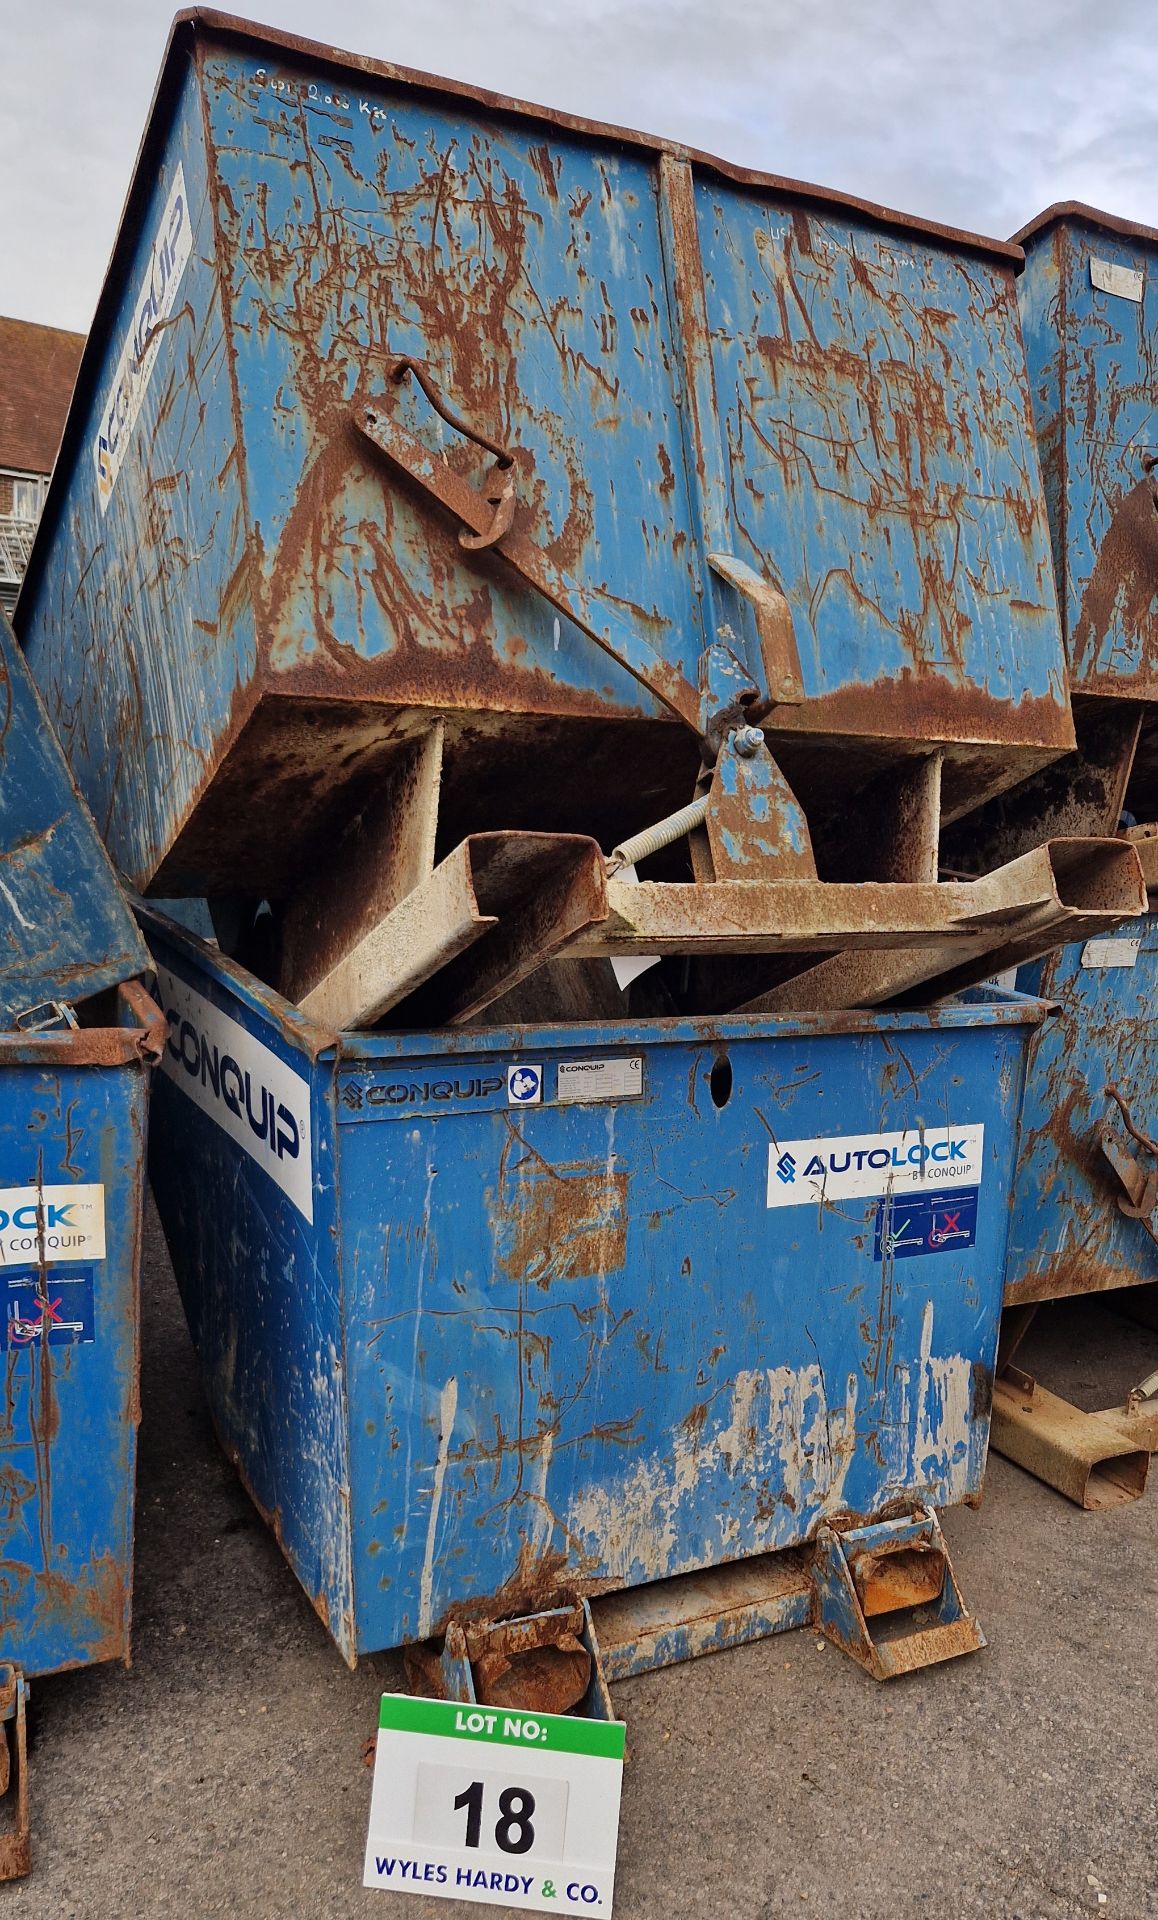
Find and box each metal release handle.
[388,356,513,468]
[387,358,516,552]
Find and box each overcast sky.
[3,0,1156,334]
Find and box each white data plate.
[364,1695,625,1914]
[1081,937,1141,970]
[1090,257,1144,302]
[556,1057,643,1103]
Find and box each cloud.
[1,0,1155,332]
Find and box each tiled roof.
[0,316,85,475]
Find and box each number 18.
[453,1781,537,1854]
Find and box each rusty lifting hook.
[1106,1082,1158,1160]
[387,357,516,551]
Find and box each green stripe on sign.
[379,1693,626,1759]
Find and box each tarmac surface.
[9,1208,1158,1920]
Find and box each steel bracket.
[409,1600,615,1723]
[0,1667,30,1882]
[705,553,804,711]
[698,731,816,881]
[810,1509,985,1680]
[991,1367,1151,1508]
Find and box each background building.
[0,317,84,615]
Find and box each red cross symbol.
[10,1297,64,1345]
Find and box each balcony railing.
[0,515,37,592]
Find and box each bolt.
[733,726,764,758]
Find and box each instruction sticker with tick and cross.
[874,1188,979,1261]
[364,1695,625,1914]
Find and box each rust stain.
[432,1542,607,1637]
[1071,466,1158,684]
[493,1157,629,1287]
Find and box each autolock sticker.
[154,965,314,1222]
[874,1189,979,1261]
[3,1268,95,1347]
[0,1185,105,1266]
[766,1124,985,1208]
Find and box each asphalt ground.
[9,1209,1158,1920]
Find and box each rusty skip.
[19,11,1075,907]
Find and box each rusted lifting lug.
[810,1509,985,1681]
[0,1667,31,1882]
[381,358,518,551]
[356,392,704,736]
[407,1599,615,1723]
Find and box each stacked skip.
[0,609,163,1876]
[953,205,1158,1508]
[15,15,1144,1699]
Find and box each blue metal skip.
[1015,203,1158,705]
[0,606,146,1028]
[1005,925,1158,1305]
[998,207,1158,1308]
[18,15,1073,898]
[144,908,1042,1665]
[0,610,161,1689]
[0,986,160,1678]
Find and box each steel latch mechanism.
[358,358,816,875]
[1100,1083,1158,1244]
[706,553,804,711]
[386,357,517,551]
[0,1667,30,1882]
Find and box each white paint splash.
[0,879,34,932]
[418,1374,459,1638]
[399,1157,438,1554]
[568,1306,978,1581]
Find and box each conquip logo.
[766,1124,985,1210]
[93,163,192,512]
[154,964,314,1223]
